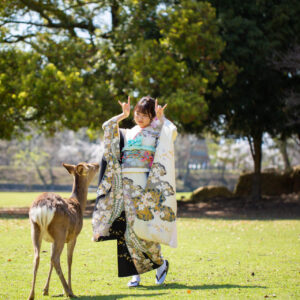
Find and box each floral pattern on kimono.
[92,115,177,274]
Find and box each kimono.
[92,115,177,277]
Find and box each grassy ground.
[0,192,191,208]
[0,192,95,208]
[0,216,299,299]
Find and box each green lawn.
[0,192,191,208]
[0,216,299,299]
[0,192,95,208]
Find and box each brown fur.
[31,193,82,242]
[28,162,99,300]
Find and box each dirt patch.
[177,194,300,219]
[1,194,299,219]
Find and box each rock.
[190,185,233,202]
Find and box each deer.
[28,162,99,300]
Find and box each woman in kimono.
[92,96,177,287]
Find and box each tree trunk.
[33,162,48,188]
[278,138,292,172]
[183,135,191,190]
[183,162,190,190]
[111,1,120,31]
[247,134,262,203]
[49,166,56,190]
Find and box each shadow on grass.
[139,283,267,290]
[50,283,266,299]
[53,293,166,299]
[0,213,299,221]
[1,197,300,221]
[0,213,28,219]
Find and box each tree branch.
[246,135,255,160]
[1,19,55,27]
[65,1,104,10]
[19,0,98,36]
[2,34,36,43]
[272,45,300,73]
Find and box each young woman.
[93,96,177,287]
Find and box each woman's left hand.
[155,99,167,120]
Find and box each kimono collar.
[127,135,142,147]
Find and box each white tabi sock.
[127,274,141,287]
[156,260,166,278]
[132,275,140,283]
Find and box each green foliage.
[200,0,300,200]
[0,47,107,138]
[207,0,300,139]
[0,0,234,138]
[126,1,237,132]
[0,49,40,139]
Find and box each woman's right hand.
[118,96,131,118]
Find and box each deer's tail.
[29,205,56,230]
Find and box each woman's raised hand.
[118,96,131,118]
[155,99,167,120]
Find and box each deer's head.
[63,162,99,184]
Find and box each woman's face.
[134,110,151,128]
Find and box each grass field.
[0,215,299,299]
[0,192,96,208]
[0,192,191,208]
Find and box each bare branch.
[0,19,54,27]
[247,135,255,160]
[2,34,36,43]
[18,0,98,36]
[272,45,300,73]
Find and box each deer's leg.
[51,234,75,297]
[43,244,54,296]
[28,221,42,300]
[67,238,77,294]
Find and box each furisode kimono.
[92,115,177,277]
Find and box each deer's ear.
[91,163,100,169]
[62,163,75,174]
[76,164,86,176]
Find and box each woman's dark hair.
[134,96,156,120]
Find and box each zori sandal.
[127,275,140,287]
[155,260,169,285]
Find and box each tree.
[204,0,300,202]
[272,45,300,141]
[0,0,125,138]
[0,48,107,139]
[13,134,55,188]
[126,0,237,131]
[11,128,102,187]
[0,0,235,139]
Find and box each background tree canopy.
[204,0,300,200]
[0,0,236,139]
[1,0,300,201]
